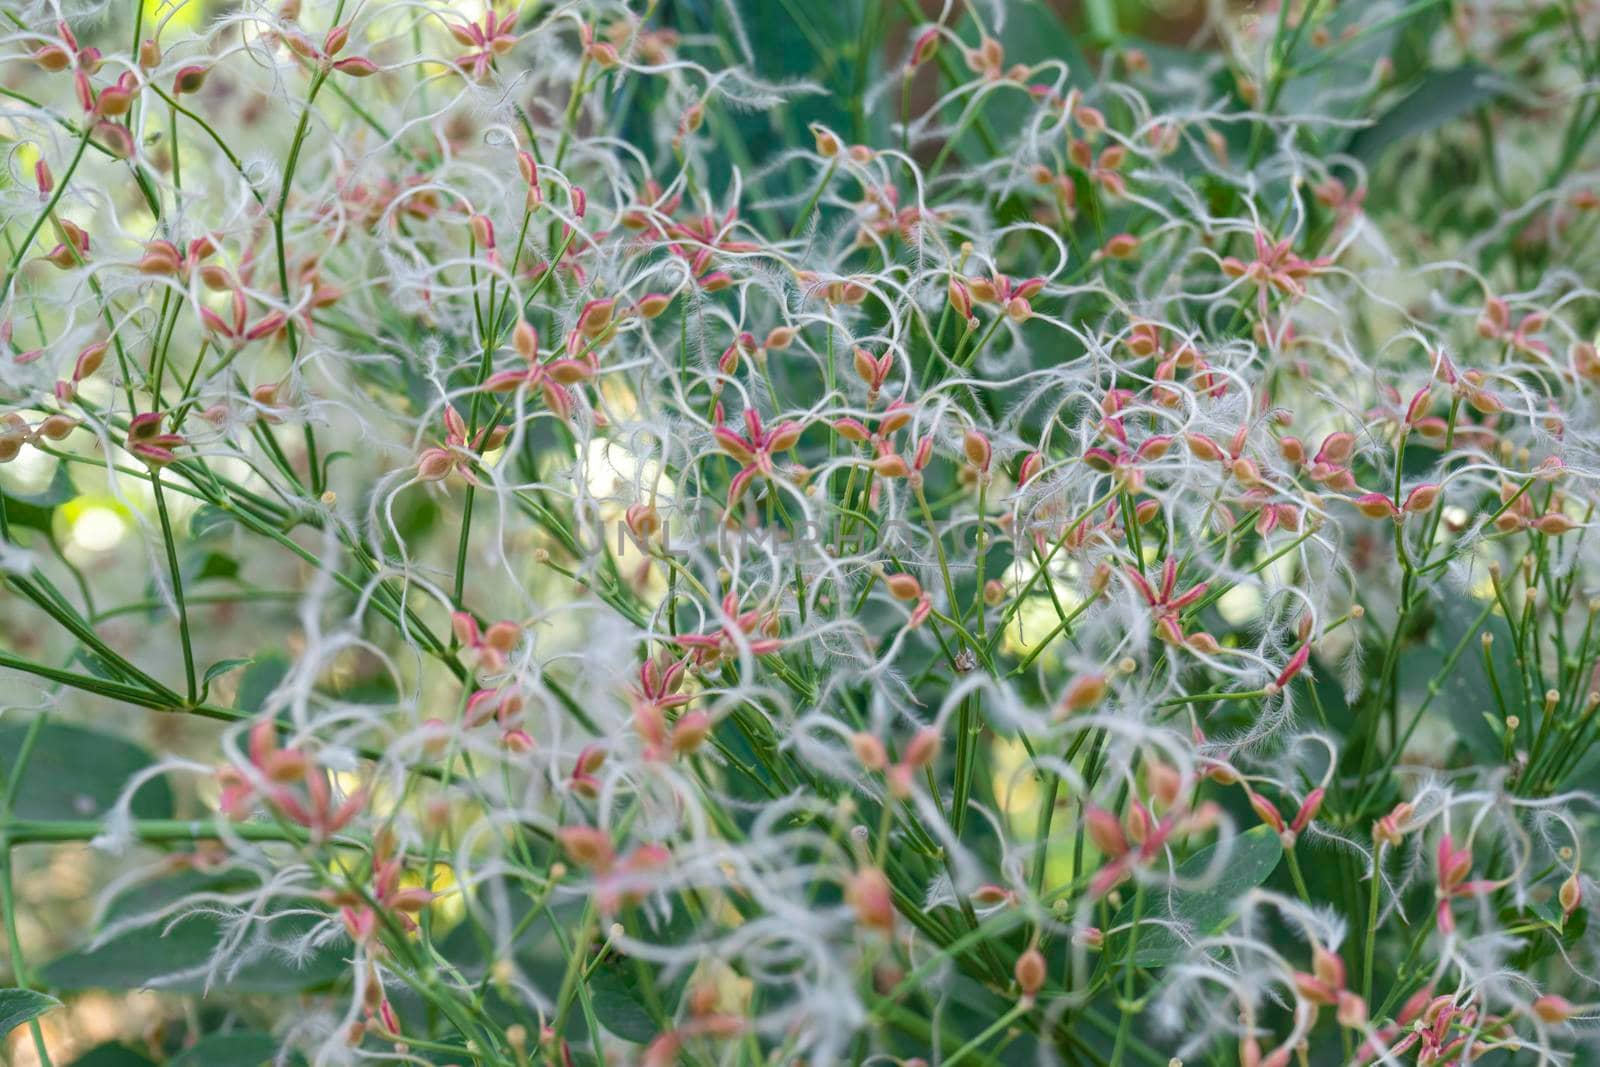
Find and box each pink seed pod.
[576,298,615,338]
[1336,991,1367,1028]
[587,40,622,69]
[1142,761,1180,810]
[469,213,496,250]
[1532,994,1576,1024]
[94,120,136,159]
[910,27,941,67]
[832,417,870,443]
[0,415,28,463]
[1403,483,1441,513]
[625,503,660,541]
[73,341,108,381]
[1373,801,1413,847]
[878,402,912,435]
[1083,447,1116,473]
[852,346,879,386]
[516,151,541,203]
[323,24,350,56]
[1073,926,1104,950]
[172,65,209,94]
[35,414,78,441]
[1351,492,1399,520]
[416,448,455,480]
[1248,791,1286,834]
[963,428,991,471]
[968,276,998,304]
[1561,871,1582,917]
[636,292,673,318]
[845,867,895,933]
[1291,787,1325,834]
[972,884,1014,907]
[1059,673,1108,715]
[1014,947,1046,997]
[1084,807,1128,858]
[1292,971,1338,1006]
[902,726,941,768]
[556,825,615,871]
[884,572,922,601]
[1101,233,1139,259]
[850,732,887,771]
[333,56,379,77]
[1478,295,1510,338]
[873,452,909,478]
[1534,512,1579,535]
[33,160,52,196]
[1273,645,1311,690]
[1185,432,1224,462]
[810,123,842,158]
[32,44,71,72]
[670,711,711,754]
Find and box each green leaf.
[39,909,345,994]
[1405,593,1516,764]
[1348,65,1507,165]
[68,1043,157,1067]
[102,870,260,924]
[169,1032,303,1067]
[201,657,254,699]
[188,504,235,540]
[0,722,173,821]
[0,988,60,1037]
[1107,825,1284,967]
[72,647,123,681]
[235,655,289,712]
[588,958,687,1045]
[190,551,241,582]
[0,464,76,535]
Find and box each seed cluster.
[2,2,1600,1066]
